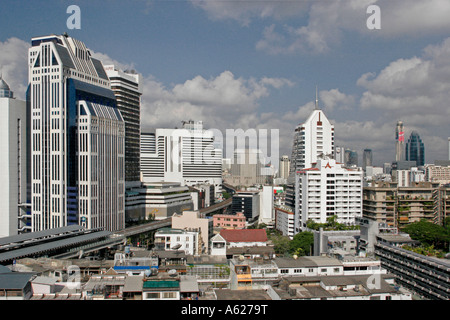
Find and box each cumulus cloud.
[0,37,30,99]
[194,0,450,55]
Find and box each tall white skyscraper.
[0,76,29,237]
[28,34,125,232]
[290,92,334,174]
[141,120,222,195]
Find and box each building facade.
[140,121,222,195]
[395,121,405,162]
[405,131,425,167]
[290,101,334,174]
[0,77,29,236]
[28,34,125,232]
[294,158,363,232]
[104,65,142,186]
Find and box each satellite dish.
[171,243,182,250]
[168,269,177,276]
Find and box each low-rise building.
[213,212,246,230]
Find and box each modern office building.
[104,65,142,186]
[231,191,260,222]
[405,131,425,167]
[28,34,125,232]
[293,157,363,232]
[362,149,373,171]
[395,121,405,162]
[290,93,334,174]
[140,120,222,195]
[0,76,29,236]
[345,149,358,167]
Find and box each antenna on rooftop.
[315,85,319,110]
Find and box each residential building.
[213,212,246,230]
[218,229,268,249]
[0,76,29,236]
[104,65,142,186]
[405,131,425,167]
[28,34,125,232]
[154,228,199,256]
[363,181,440,228]
[294,157,363,232]
[432,184,450,226]
[375,240,450,300]
[171,210,213,254]
[313,229,360,256]
[424,164,450,185]
[140,120,222,195]
[275,206,295,239]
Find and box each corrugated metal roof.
[0,272,36,290]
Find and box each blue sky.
[1,0,450,166]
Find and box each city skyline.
[1,1,450,166]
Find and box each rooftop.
[219,229,268,243]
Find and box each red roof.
[219,229,268,243]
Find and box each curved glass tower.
[405,131,425,166]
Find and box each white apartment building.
[294,158,363,232]
[424,164,450,185]
[154,228,199,256]
[290,98,334,174]
[140,120,222,195]
[28,34,125,232]
[275,206,295,239]
[0,77,29,236]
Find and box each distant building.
[362,149,372,171]
[290,93,334,173]
[125,182,194,221]
[140,121,222,195]
[279,155,290,179]
[213,212,246,230]
[405,131,425,167]
[395,121,405,162]
[104,65,142,186]
[231,190,260,222]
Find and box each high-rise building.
[294,157,363,232]
[28,34,125,232]
[140,120,222,195]
[395,121,405,162]
[227,148,267,187]
[345,149,358,167]
[363,149,373,171]
[279,155,290,180]
[104,65,142,186]
[290,92,334,174]
[0,76,29,236]
[405,131,425,167]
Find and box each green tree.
[269,233,291,256]
[401,219,450,251]
[289,231,314,256]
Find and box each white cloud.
[0,37,30,99]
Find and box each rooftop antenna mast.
[315,85,319,110]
